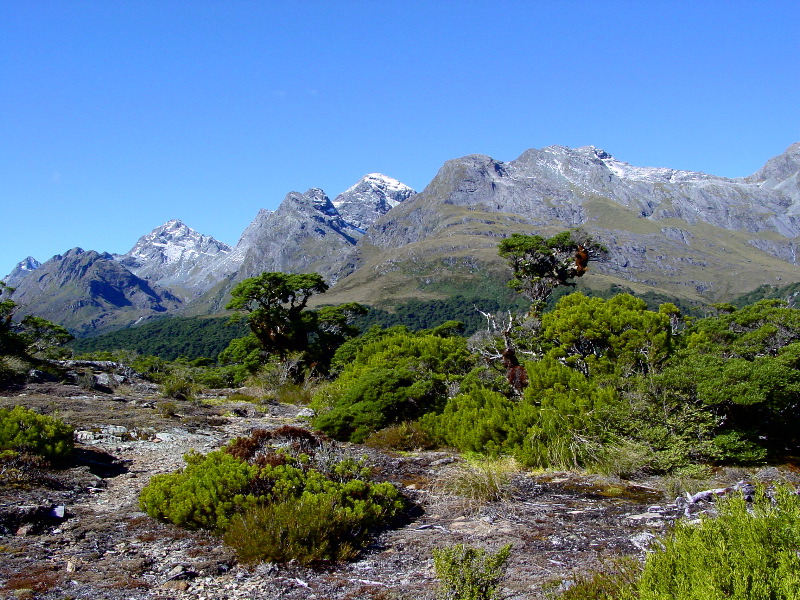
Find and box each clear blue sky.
[2,1,799,278]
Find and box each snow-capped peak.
[339,173,414,199]
[331,174,416,230]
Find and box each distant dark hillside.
[69,316,248,361]
[69,283,704,361]
[731,281,800,308]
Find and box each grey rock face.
[332,173,416,231]
[115,220,232,299]
[367,145,800,249]
[744,142,800,204]
[236,189,364,283]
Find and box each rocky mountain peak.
[333,173,416,230]
[123,219,232,264]
[113,220,232,300]
[745,143,800,203]
[3,256,41,287]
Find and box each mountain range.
[4,143,800,336]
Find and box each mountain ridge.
[5,144,800,336]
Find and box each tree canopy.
[498,230,607,310]
[224,272,366,375]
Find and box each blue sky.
[2,1,799,278]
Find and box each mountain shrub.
[636,484,800,600]
[224,479,404,564]
[422,358,620,468]
[139,427,406,562]
[433,543,512,600]
[0,405,74,461]
[312,329,473,443]
[139,449,260,531]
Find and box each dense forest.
[67,282,705,362]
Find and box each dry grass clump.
[432,456,520,513]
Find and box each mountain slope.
[321,144,800,307]
[8,248,182,336]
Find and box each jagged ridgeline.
[6,143,800,338]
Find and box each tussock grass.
[432,456,520,513]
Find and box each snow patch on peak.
[339,173,414,200]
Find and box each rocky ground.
[1,379,793,600]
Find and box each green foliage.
[498,229,607,309]
[225,272,366,376]
[656,299,800,461]
[312,329,473,443]
[139,450,260,531]
[730,281,800,308]
[423,358,620,467]
[223,480,404,564]
[226,272,328,358]
[432,543,512,600]
[1,282,74,364]
[69,316,248,361]
[542,293,677,379]
[0,405,74,461]
[352,295,529,336]
[636,485,800,600]
[552,557,640,600]
[138,428,407,563]
[160,371,201,400]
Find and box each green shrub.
[314,366,441,443]
[160,373,200,400]
[139,450,259,531]
[636,484,800,600]
[552,557,640,599]
[0,406,74,461]
[364,422,436,451]
[312,329,473,443]
[422,358,619,468]
[433,543,512,600]
[139,428,407,562]
[224,480,405,564]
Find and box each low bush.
[636,484,800,599]
[364,421,436,451]
[139,450,259,531]
[160,373,200,400]
[312,330,473,443]
[552,484,800,600]
[0,405,74,461]
[552,557,640,599]
[433,543,512,600]
[224,479,404,564]
[139,427,407,563]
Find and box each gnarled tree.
[498,229,607,313]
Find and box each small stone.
[626,512,662,521]
[162,580,189,591]
[167,565,185,578]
